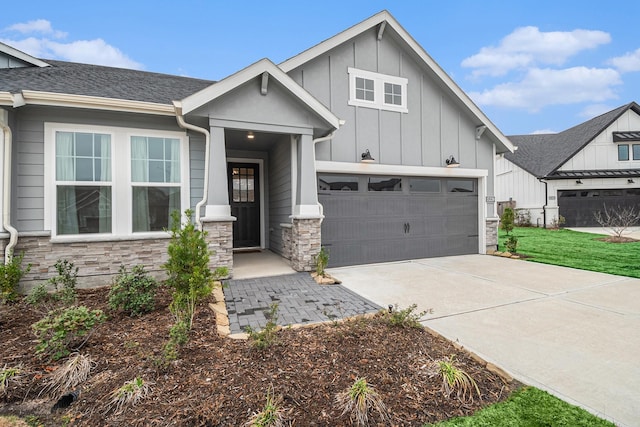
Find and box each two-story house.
[496,102,640,227]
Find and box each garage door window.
[447,179,475,193]
[368,177,402,191]
[318,175,359,192]
[409,178,441,193]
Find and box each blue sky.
[3,0,640,135]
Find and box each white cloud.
[4,19,66,39]
[462,26,611,77]
[578,103,615,119]
[608,48,640,72]
[1,19,142,70]
[469,67,621,111]
[531,129,558,134]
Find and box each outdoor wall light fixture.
[576,179,583,184]
[247,131,255,140]
[629,178,635,184]
[361,149,375,163]
[445,155,459,168]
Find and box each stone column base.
[486,217,499,252]
[201,220,233,278]
[290,218,322,272]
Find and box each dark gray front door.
[228,163,260,248]
[318,175,479,267]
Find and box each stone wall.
[281,224,292,260]
[486,218,499,251]
[289,218,321,271]
[1,234,171,294]
[201,220,233,278]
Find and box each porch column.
[201,125,234,278]
[290,133,322,271]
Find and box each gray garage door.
[318,174,478,267]
[558,188,640,227]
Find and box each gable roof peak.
[0,41,50,68]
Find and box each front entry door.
[228,163,260,248]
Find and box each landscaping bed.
[1,286,518,426]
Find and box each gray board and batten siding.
[319,175,478,267]
[10,105,205,232]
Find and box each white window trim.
[44,123,190,241]
[348,67,408,113]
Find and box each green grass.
[498,227,640,278]
[427,386,615,427]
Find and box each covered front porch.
[176,58,341,277]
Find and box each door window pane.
[232,167,256,202]
[318,175,359,192]
[368,177,402,191]
[409,178,441,193]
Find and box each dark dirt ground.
[1,285,519,426]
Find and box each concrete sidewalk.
[330,255,640,427]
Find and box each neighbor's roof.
[0,59,213,105]
[505,102,640,178]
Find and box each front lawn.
[498,227,640,278]
[428,386,615,427]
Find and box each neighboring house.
[0,10,513,290]
[496,102,640,227]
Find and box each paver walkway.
[223,272,380,334]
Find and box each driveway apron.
[330,254,640,427]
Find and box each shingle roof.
[505,102,640,178]
[0,59,214,105]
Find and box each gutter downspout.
[172,101,210,229]
[540,178,548,229]
[313,123,344,220]
[1,120,19,263]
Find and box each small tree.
[594,204,640,239]
[163,209,214,329]
[500,207,515,235]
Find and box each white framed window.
[44,123,190,240]
[348,67,408,113]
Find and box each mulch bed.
[1,286,519,426]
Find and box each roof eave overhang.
[279,10,514,153]
[180,58,341,130]
[2,90,175,116]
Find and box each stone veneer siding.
[280,224,292,260]
[289,218,322,271]
[1,234,171,294]
[201,220,233,278]
[486,218,499,251]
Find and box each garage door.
[558,188,640,227]
[318,174,478,267]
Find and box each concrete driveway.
[329,255,640,427]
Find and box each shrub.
[32,306,106,361]
[108,265,158,316]
[315,247,329,277]
[0,252,31,303]
[335,377,389,427]
[47,259,78,304]
[550,215,566,229]
[515,209,532,227]
[438,355,481,403]
[246,386,289,427]
[385,304,428,328]
[44,353,94,397]
[163,209,214,329]
[505,235,518,253]
[500,207,515,235]
[105,377,151,415]
[246,303,280,350]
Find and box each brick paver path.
[223,273,380,334]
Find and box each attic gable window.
[348,67,408,113]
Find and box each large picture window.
[348,67,408,113]
[45,124,189,239]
